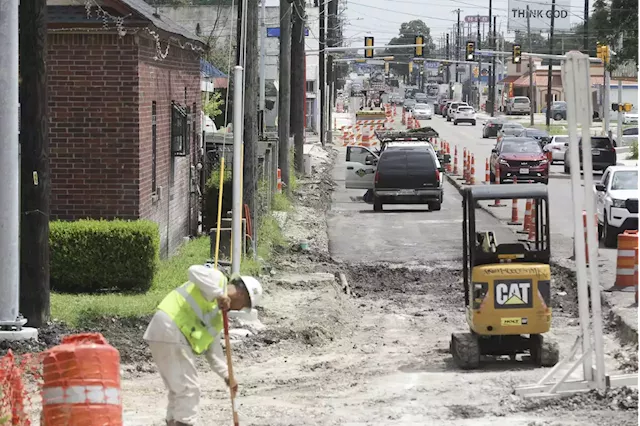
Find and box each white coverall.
[143,267,229,425]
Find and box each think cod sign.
[507,0,571,32]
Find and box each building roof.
[48,0,205,47]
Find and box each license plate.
[399,189,414,195]
[520,168,530,174]
[592,149,600,155]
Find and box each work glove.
[225,377,239,399]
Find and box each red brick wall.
[137,36,201,257]
[48,33,140,219]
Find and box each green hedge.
[50,219,160,293]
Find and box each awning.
[513,74,562,87]
[499,75,520,85]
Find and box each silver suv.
[506,96,531,115]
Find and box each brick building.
[48,0,206,257]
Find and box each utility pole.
[291,0,305,173]
[583,0,589,54]
[477,15,481,109]
[490,15,496,117]
[327,0,337,144]
[319,0,326,146]
[259,0,266,137]
[488,0,493,116]
[19,0,50,328]
[243,0,259,246]
[527,5,534,125]
[235,0,244,65]
[545,0,556,128]
[617,80,623,143]
[454,9,462,83]
[445,33,450,84]
[278,0,292,191]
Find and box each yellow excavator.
[450,184,559,369]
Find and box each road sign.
[507,0,571,32]
[424,61,439,69]
[267,27,309,37]
[464,15,490,23]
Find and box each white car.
[594,166,639,248]
[623,112,639,124]
[543,135,569,163]
[413,103,432,120]
[453,106,476,126]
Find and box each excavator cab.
[450,184,559,369]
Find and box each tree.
[384,20,436,77]
[609,0,638,66]
[203,91,224,118]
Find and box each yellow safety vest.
[157,280,226,354]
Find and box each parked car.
[413,103,432,120]
[446,101,468,122]
[442,101,454,117]
[549,101,567,121]
[453,106,476,125]
[564,136,617,173]
[520,128,552,147]
[506,96,531,115]
[623,112,639,124]
[373,146,443,212]
[482,117,509,138]
[415,93,428,103]
[490,137,549,184]
[403,98,416,111]
[594,166,639,247]
[618,126,639,147]
[543,135,569,163]
[497,122,526,140]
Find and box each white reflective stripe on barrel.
[617,250,636,257]
[42,386,120,405]
[617,268,636,275]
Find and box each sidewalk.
[444,171,638,347]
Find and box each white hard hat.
[239,276,263,307]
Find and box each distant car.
[520,128,552,147]
[453,106,476,126]
[482,117,509,138]
[623,112,639,124]
[413,103,433,120]
[490,137,549,184]
[564,136,617,173]
[506,96,531,115]
[550,101,567,121]
[403,99,416,111]
[436,99,450,116]
[497,122,526,140]
[442,101,454,117]
[415,93,428,103]
[373,147,443,212]
[543,135,569,163]
[594,166,639,247]
[446,101,468,122]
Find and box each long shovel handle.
[223,310,240,426]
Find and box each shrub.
[629,140,638,160]
[50,219,159,293]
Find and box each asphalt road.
[327,145,517,264]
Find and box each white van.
[506,96,531,115]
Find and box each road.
[421,112,637,319]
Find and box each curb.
[444,172,638,347]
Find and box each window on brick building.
[152,101,157,194]
[171,101,189,156]
[192,102,197,153]
[306,80,315,92]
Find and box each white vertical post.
[562,52,593,382]
[0,0,21,327]
[576,55,606,390]
[603,70,610,135]
[259,0,266,113]
[616,81,623,143]
[232,66,244,275]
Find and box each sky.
[341,0,592,47]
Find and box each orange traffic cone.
[508,177,521,225]
[453,146,459,175]
[518,199,533,234]
[485,159,490,184]
[470,155,476,185]
[528,202,537,243]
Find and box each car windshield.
[501,142,542,154]
[611,171,638,190]
[513,98,529,103]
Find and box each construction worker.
[144,264,263,426]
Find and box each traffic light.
[603,45,610,65]
[624,103,633,112]
[596,43,604,61]
[512,44,521,64]
[364,36,374,58]
[415,35,424,57]
[408,61,413,73]
[465,41,475,61]
[384,60,389,74]
[612,103,619,112]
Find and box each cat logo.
[494,280,533,309]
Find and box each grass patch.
[289,147,298,192]
[531,124,568,135]
[629,141,638,160]
[51,237,210,327]
[272,192,292,211]
[256,214,286,260]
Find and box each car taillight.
[435,169,440,182]
[374,171,379,184]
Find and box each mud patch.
[254,325,333,347]
[447,404,485,419]
[519,387,638,412]
[0,321,74,357]
[549,264,580,317]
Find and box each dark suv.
[373,148,443,211]
[564,136,617,173]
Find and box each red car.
[441,101,454,117]
[490,137,549,184]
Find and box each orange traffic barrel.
[42,333,121,426]
[608,230,639,292]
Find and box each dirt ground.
[6,143,637,425]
